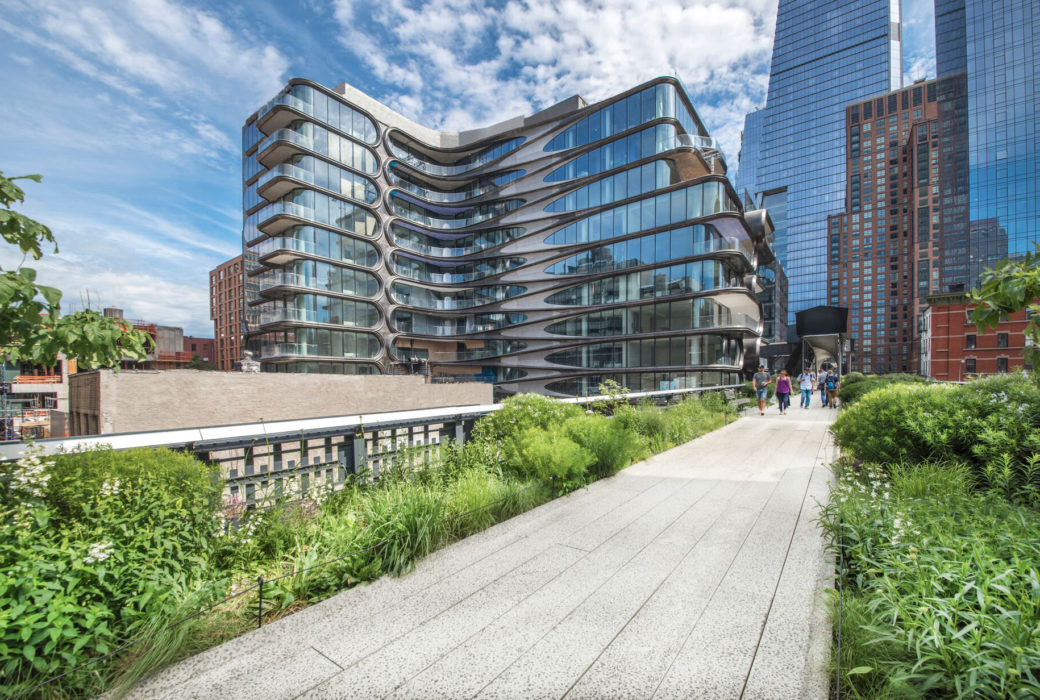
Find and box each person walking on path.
[825,370,840,409]
[753,365,772,416]
[775,370,792,415]
[796,368,815,409]
[818,372,828,406]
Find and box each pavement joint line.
[469,476,727,699]
[559,479,736,699]
[737,460,818,699]
[312,538,559,676]
[378,478,725,700]
[647,471,787,699]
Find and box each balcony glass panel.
[257,189,378,238]
[544,370,741,397]
[389,193,524,230]
[544,124,680,183]
[544,260,745,306]
[544,160,678,212]
[254,226,378,267]
[259,260,379,298]
[545,181,740,246]
[257,84,378,144]
[256,295,380,328]
[544,82,701,152]
[390,282,526,310]
[390,252,525,284]
[257,156,378,204]
[545,224,751,275]
[254,327,382,359]
[387,136,525,176]
[390,310,527,336]
[544,335,742,368]
[545,298,758,337]
[391,339,527,362]
[388,223,524,257]
[258,121,378,174]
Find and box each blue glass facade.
[963,1,1038,279]
[737,0,901,327]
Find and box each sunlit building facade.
[241,78,774,397]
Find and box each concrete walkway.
[129,402,837,699]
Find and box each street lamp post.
[957,358,965,383]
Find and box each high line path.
[129,402,837,699]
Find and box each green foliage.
[614,393,735,453]
[510,427,596,486]
[832,376,1040,506]
[563,414,645,478]
[471,392,583,445]
[185,353,218,371]
[593,378,631,415]
[0,169,153,369]
[823,461,1040,698]
[0,446,222,696]
[837,372,929,406]
[841,371,867,386]
[970,243,1040,385]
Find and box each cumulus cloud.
[331,0,777,162]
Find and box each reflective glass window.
[545,161,678,212]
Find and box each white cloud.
[331,0,776,162]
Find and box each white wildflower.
[84,541,114,565]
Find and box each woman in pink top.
[775,370,792,415]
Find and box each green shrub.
[822,461,1040,698]
[471,393,583,445]
[837,372,929,405]
[840,371,867,386]
[357,482,447,577]
[509,427,595,486]
[563,414,645,478]
[0,446,222,695]
[832,376,1040,505]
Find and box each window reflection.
[544,260,743,306]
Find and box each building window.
[965,334,976,349]
[965,358,976,374]
[997,357,1009,373]
[997,333,1008,348]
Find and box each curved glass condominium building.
[242,77,774,397]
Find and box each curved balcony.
[256,85,378,145]
[389,193,524,231]
[256,160,378,205]
[390,281,526,311]
[387,136,525,177]
[386,164,496,203]
[388,224,524,258]
[390,253,525,285]
[256,270,379,300]
[391,310,527,337]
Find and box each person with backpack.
[825,370,840,408]
[775,369,792,415]
[818,372,828,406]
[796,368,815,409]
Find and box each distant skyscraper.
[934,0,1038,287]
[737,0,902,329]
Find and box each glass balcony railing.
[386,169,495,204]
[257,128,315,156]
[257,201,314,227]
[256,163,316,191]
[254,236,318,258]
[255,307,377,328]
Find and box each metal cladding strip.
[0,384,742,461]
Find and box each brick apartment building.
[828,78,973,374]
[919,292,1032,380]
[210,255,245,371]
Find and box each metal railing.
[12,375,63,384]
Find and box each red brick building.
[210,255,245,371]
[919,292,1032,380]
[183,336,216,363]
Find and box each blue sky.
[0,0,936,336]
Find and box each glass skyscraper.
[935,0,1039,286]
[240,78,774,397]
[737,0,902,329]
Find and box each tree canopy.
[1,169,152,369]
[970,243,1040,384]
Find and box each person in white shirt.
[796,368,816,409]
